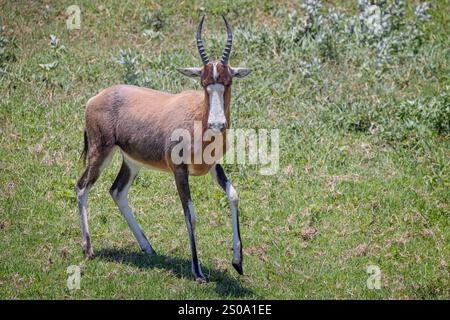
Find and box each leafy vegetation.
[0,0,448,299]
[0,25,16,77]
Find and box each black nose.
[208,123,225,133]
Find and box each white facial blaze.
[212,62,219,81]
[206,83,225,132]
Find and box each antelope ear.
[230,67,251,78]
[177,67,202,78]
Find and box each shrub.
[322,90,449,144]
[141,9,166,32]
[0,25,16,78]
[115,48,152,87]
[37,34,68,91]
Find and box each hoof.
[142,247,157,257]
[195,276,207,284]
[85,250,95,260]
[232,261,243,275]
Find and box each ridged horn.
[196,15,209,65]
[220,15,233,65]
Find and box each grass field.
[0,0,448,299]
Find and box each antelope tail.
[80,130,88,165]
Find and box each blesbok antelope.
[75,15,251,282]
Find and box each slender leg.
[110,157,156,256]
[76,168,96,259]
[75,148,114,259]
[173,164,205,283]
[210,164,243,275]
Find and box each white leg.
[210,164,243,275]
[226,183,241,264]
[110,158,156,256]
[77,186,94,258]
[76,149,114,259]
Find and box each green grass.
[0,0,448,299]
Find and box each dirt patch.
[213,257,228,273]
[168,241,178,254]
[246,244,270,262]
[326,173,361,191]
[300,226,318,241]
[284,164,294,176]
[28,143,44,154]
[422,229,434,237]
[345,243,369,259]
[59,247,70,259]
[4,182,15,197]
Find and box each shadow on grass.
[96,247,255,298]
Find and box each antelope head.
[177,15,251,133]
